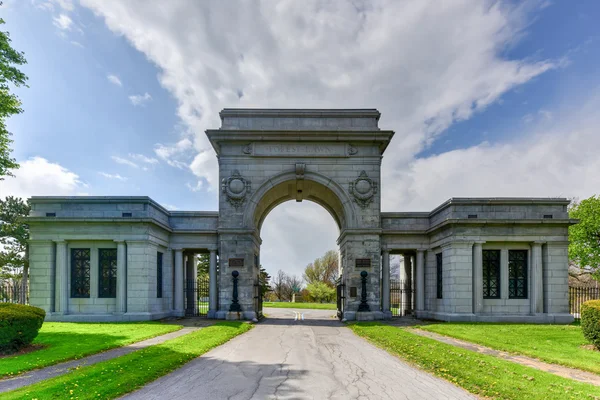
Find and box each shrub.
[0,303,45,354]
[581,300,600,350]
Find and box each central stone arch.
[206,108,394,321]
[244,170,358,234]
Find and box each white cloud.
[70,40,84,48]
[81,0,557,192]
[154,138,193,169]
[52,13,73,31]
[111,155,138,168]
[161,203,180,211]
[128,153,158,164]
[107,74,122,87]
[0,157,87,199]
[98,172,127,181]
[128,92,152,106]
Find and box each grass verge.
[350,323,600,400]
[0,322,181,378]
[4,321,252,400]
[263,302,336,310]
[418,323,600,375]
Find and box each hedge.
[581,299,600,350]
[0,303,46,354]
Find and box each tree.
[0,196,30,304]
[305,281,335,303]
[258,266,271,296]
[271,270,289,301]
[283,274,303,301]
[303,249,339,287]
[196,253,210,279]
[0,17,28,179]
[569,195,600,280]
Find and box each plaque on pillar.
[355,258,371,270]
[229,258,244,268]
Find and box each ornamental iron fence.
[0,279,27,304]
[390,279,414,317]
[184,276,210,317]
[569,286,600,320]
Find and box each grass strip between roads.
[418,322,600,375]
[0,322,181,378]
[263,301,336,310]
[4,321,252,400]
[350,323,600,400]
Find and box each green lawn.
[263,302,337,310]
[350,323,600,400]
[0,322,181,378]
[4,322,252,400]
[418,323,600,375]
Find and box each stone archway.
[207,108,394,321]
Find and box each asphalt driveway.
[122,308,473,399]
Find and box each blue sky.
[2,0,599,278]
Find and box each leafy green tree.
[569,195,600,280]
[196,253,210,279]
[0,197,30,304]
[258,266,271,296]
[303,249,339,287]
[0,17,28,179]
[305,281,335,303]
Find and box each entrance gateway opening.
[209,109,393,321]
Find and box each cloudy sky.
[1,0,599,279]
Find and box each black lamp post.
[358,270,370,312]
[229,270,242,312]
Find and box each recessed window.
[46,212,56,217]
[71,248,90,298]
[436,253,443,299]
[157,252,163,298]
[468,214,478,219]
[543,214,553,219]
[98,249,117,298]
[508,250,528,299]
[122,212,132,217]
[482,250,501,299]
[355,258,371,269]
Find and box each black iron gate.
[184,276,209,317]
[390,279,414,317]
[336,278,345,320]
[254,282,263,319]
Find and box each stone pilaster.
[402,254,412,315]
[174,249,184,316]
[381,249,390,316]
[208,249,218,318]
[415,250,425,312]
[472,242,484,314]
[531,242,544,314]
[115,241,127,314]
[55,240,68,315]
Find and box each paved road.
[123,308,474,399]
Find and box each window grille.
[436,253,443,299]
[71,248,91,298]
[157,252,163,298]
[98,249,117,298]
[508,250,528,299]
[482,250,501,298]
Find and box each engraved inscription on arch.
[244,142,357,157]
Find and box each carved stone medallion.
[349,170,377,208]
[222,170,251,208]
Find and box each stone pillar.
[472,242,484,314]
[55,241,68,315]
[185,253,195,314]
[116,241,127,314]
[381,249,390,317]
[415,250,425,313]
[531,242,544,314]
[402,254,412,315]
[208,249,218,318]
[174,249,184,316]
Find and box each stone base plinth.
[343,311,385,321]
[225,312,242,320]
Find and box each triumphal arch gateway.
[27,109,574,323]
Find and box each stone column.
[174,249,184,316]
[381,249,390,316]
[55,241,68,315]
[208,249,218,318]
[116,241,127,314]
[415,250,425,313]
[472,242,484,314]
[186,253,195,314]
[402,254,412,315]
[531,242,544,314]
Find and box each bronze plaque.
[229,258,244,267]
[355,258,371,269]
[350,287,357,297]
